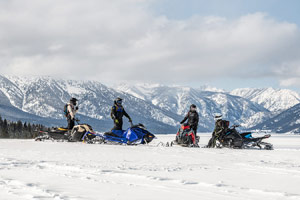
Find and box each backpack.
[64,104,69,117]
[222,120,230,129]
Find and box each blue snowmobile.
[82,122,156,145]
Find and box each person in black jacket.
[111,97,132,130]
[180,104,199,136]
[207,114,225,148]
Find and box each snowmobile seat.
[70,124,95,142]
[104,130,124,138]
[58,127,68,131]
[240,132,253,138]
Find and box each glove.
[75,106,79,111]
[115,119,119,124]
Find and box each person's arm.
[180,113,189,124]
[195,113,199,129]
[74,106,78,114]
[215,122,224,135]
[111,106,116,120]
[68,104,75,119]
[123,109,132,122]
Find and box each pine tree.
[2,119,9,138]
[16,120,23,138]
[0,116,3,137]
[0,117,48,139]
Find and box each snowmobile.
[34,120,95,142]
[83,122,156,145]
[214,125,273,150]
[161,124,199,148]
[35,127,69,141]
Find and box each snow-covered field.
[0,134,300,200]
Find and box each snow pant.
[193,128,197,137]
[67,116,75,130]
[112,118,123,130]
[207,132,219,148]
[190,125,197,137]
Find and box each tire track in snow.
[2,156,299,200]
[0,178,73,200]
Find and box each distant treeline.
[0,116,48,139]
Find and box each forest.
[0,116,47,139]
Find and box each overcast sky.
[0,0,300,91]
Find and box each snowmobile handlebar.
[231,124,240,129]
[75,119,80,124]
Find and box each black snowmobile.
[35,120,95,142]
[213,125,273,150]
[35,127,69,141]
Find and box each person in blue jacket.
[110,97,132,130]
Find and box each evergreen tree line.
[0,116,48,139]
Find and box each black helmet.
[190,104,196,109]
[70,98,78,105]
[115,97,123,106]
[190,104,197,112]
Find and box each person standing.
[180,104,199,136]
[111,97,132,130]
[65,98,79,130]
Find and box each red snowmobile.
[171,124,199,147]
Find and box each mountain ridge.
[251,103,300,133]
[1,75,300,133]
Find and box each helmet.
[115,97,123,106]
[190,104,197,111]
[190,104,196,109]
[70,97,78,103]
[214,114,222,121]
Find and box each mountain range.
[251,103,300,133]
[1,75,300,133]
[231,88,300,114]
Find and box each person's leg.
[112,118,123,130]
[112,121,118,130]
[207,132,214,147]
[68,117,75,130]
[118,119,123,130]
[193,127,197,137]
[212,135,218,147]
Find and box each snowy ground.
[0,134,300,200]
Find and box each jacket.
[180,110,199,129]
[111,104,131,121]
[67,103,77,120]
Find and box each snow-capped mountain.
[0,75,184,133]
[116,83,271,129]
[231,88,300,114]
[2,75,300,133]
[251,103,300,133]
